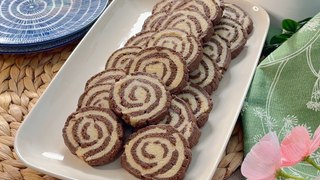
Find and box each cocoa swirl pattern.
[142,12,168,32]
[111,72,171,128]
[121,124,192,179]
[124,31,155,48]
[177,82,213,128]
[152,0,187,14]
[189,54,222,94]
[203,34,232,73]
[63,107,124,166]
[78,83,113,109]
[147,29,202,71]
[105,47,142,73]
[85,69,126,90]
[129,47,188,93]
[160,96,201,147]
[223,3,253,34]
[214,16,248,59]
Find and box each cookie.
[203,34,232,74]
[144,9,213,42]
[110,72,171,128]
[129,47,188,93]
[189,54,222,94]
[62,107,124,166]
[121,124,192,180]
[177,82,213,128]
[147,28,203,71]
[78,83,113,109]
[214,16,248,59]
[152,0,222,24]
[223,3,253,34]
[160,96,201,148]
[85,68,126,90]
[105,47,142,73]
[124,31,155,48]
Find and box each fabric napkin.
[242,12,320,178]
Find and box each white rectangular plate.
[15,0,269,179]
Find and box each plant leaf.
[282,19,299,32]
[270,34,289,45]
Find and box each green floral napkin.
[242,12,320,178]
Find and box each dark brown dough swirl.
[78,83,113,109]
[214,16,248,59]
[189,54,222,94]
[62,107,124,166]
[105,47,142,73]
[203,34,232,74]
[147,29,202,71]
[160,96,201,147]
[85,68,126,90]
[129,47,188,93]
[110,72,171,128]
[121,124,192,180]
[177,82,213,128]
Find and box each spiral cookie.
[152,0,186,14]
[124,31,155,48]
[142,12,168,32]
[78,83,113,109]
[147,29,202,71]
[129,47,188,93]
[203,34,232,73]
[85,69,126,90]
[105,47,142,73]
[223,3,253,34]
[177,83,213,128]
[189,54,222,94]
[62,107,124,166]
[214,16,248,59]
[121,124,192,179]
[160,96,201,148]
[110,72,171,128]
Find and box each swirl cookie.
[160,96,201,148]
[223,3,253,34]
[147,29,202,71]
[214,16,248,59]
[203,34,232,74]
[110,72,171,128]
[129,47,188,93]
[105,47,142,73]
[189,54,222,94]
[62,107,124,166]
[142,12,168,32]
[78,83,113,109]
[121,124,192,179]
[124,31,155,48]
[85,69,126,90]
[177,82,213,128]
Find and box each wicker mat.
[0,43,243,180]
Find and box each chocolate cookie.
[214,16,248,59]
[121,124,192,180]
[62,107,124,166]
[129,47,188,93]
[160,96,201,148]
[147,28,202,71]
[124,31,155,48]
[189,54,222,94]
[110,72,171,128]
[203,34,232,74]
[142,12,168,32]
[85,68,126,90]
[105,47,142,73]
[223,3,253,34]
[177,82,213,128]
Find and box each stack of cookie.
[62,0,253,179]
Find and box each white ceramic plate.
[15,0,269,179]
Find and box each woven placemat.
[0,43,243,180]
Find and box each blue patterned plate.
[0,0,108,45]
